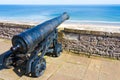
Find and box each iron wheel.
[31,58,46,77]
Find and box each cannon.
[3,12,69,77]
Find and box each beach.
[0,20,120,33]
[59,23,120,33]
[0,5,120,33]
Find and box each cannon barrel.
[11,12,69,53]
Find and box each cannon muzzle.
[10,44,20,52]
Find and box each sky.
[0,0,120,5]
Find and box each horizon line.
[0,4,120,5]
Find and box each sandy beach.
[0,20,120,33]
[59,23,120,33]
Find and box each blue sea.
[0,5,120,25]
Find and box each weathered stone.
[98,41,106,46]
[91,31,105,36]
[64,28,91,35]
[0,23,30,39]
[1,22,120,59]
[111,33,120,37]
[105,32,112,37]
[114,53,120,59]
[64,32,79,40]
[80,41,90,46]
[97,36,104,41]
[114,48,120,53]
[79,35,90,41]
[90,41,98,46]
[62,31,120,59]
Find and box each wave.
[68,20,120,25]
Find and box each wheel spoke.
[31,58,46,77]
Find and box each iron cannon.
[3,12,69,77]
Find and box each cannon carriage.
[3,12,69,77]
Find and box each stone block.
[64,28,91,35]
[98,41,106,46]
[64,32,79,40]
[91,31,105,36]
[105,32,112,37]
[90,41,97,46]
[79,35,90,41]
[97,36,104,41]
[90,36,97,41]
[111,33,120,37]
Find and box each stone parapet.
[0,22,120,59]
[64,28,120,37]
[0,22,32,39]
[62,27,120,59]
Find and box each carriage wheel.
[31,58,46,77]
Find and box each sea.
[0,5,120,25]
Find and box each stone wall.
[61,28,120,59]
[0,22,120,59]
[0,22,32,39]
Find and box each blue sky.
[0,0,120,5]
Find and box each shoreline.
[0,20,120,33]
[1,19,120,26]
